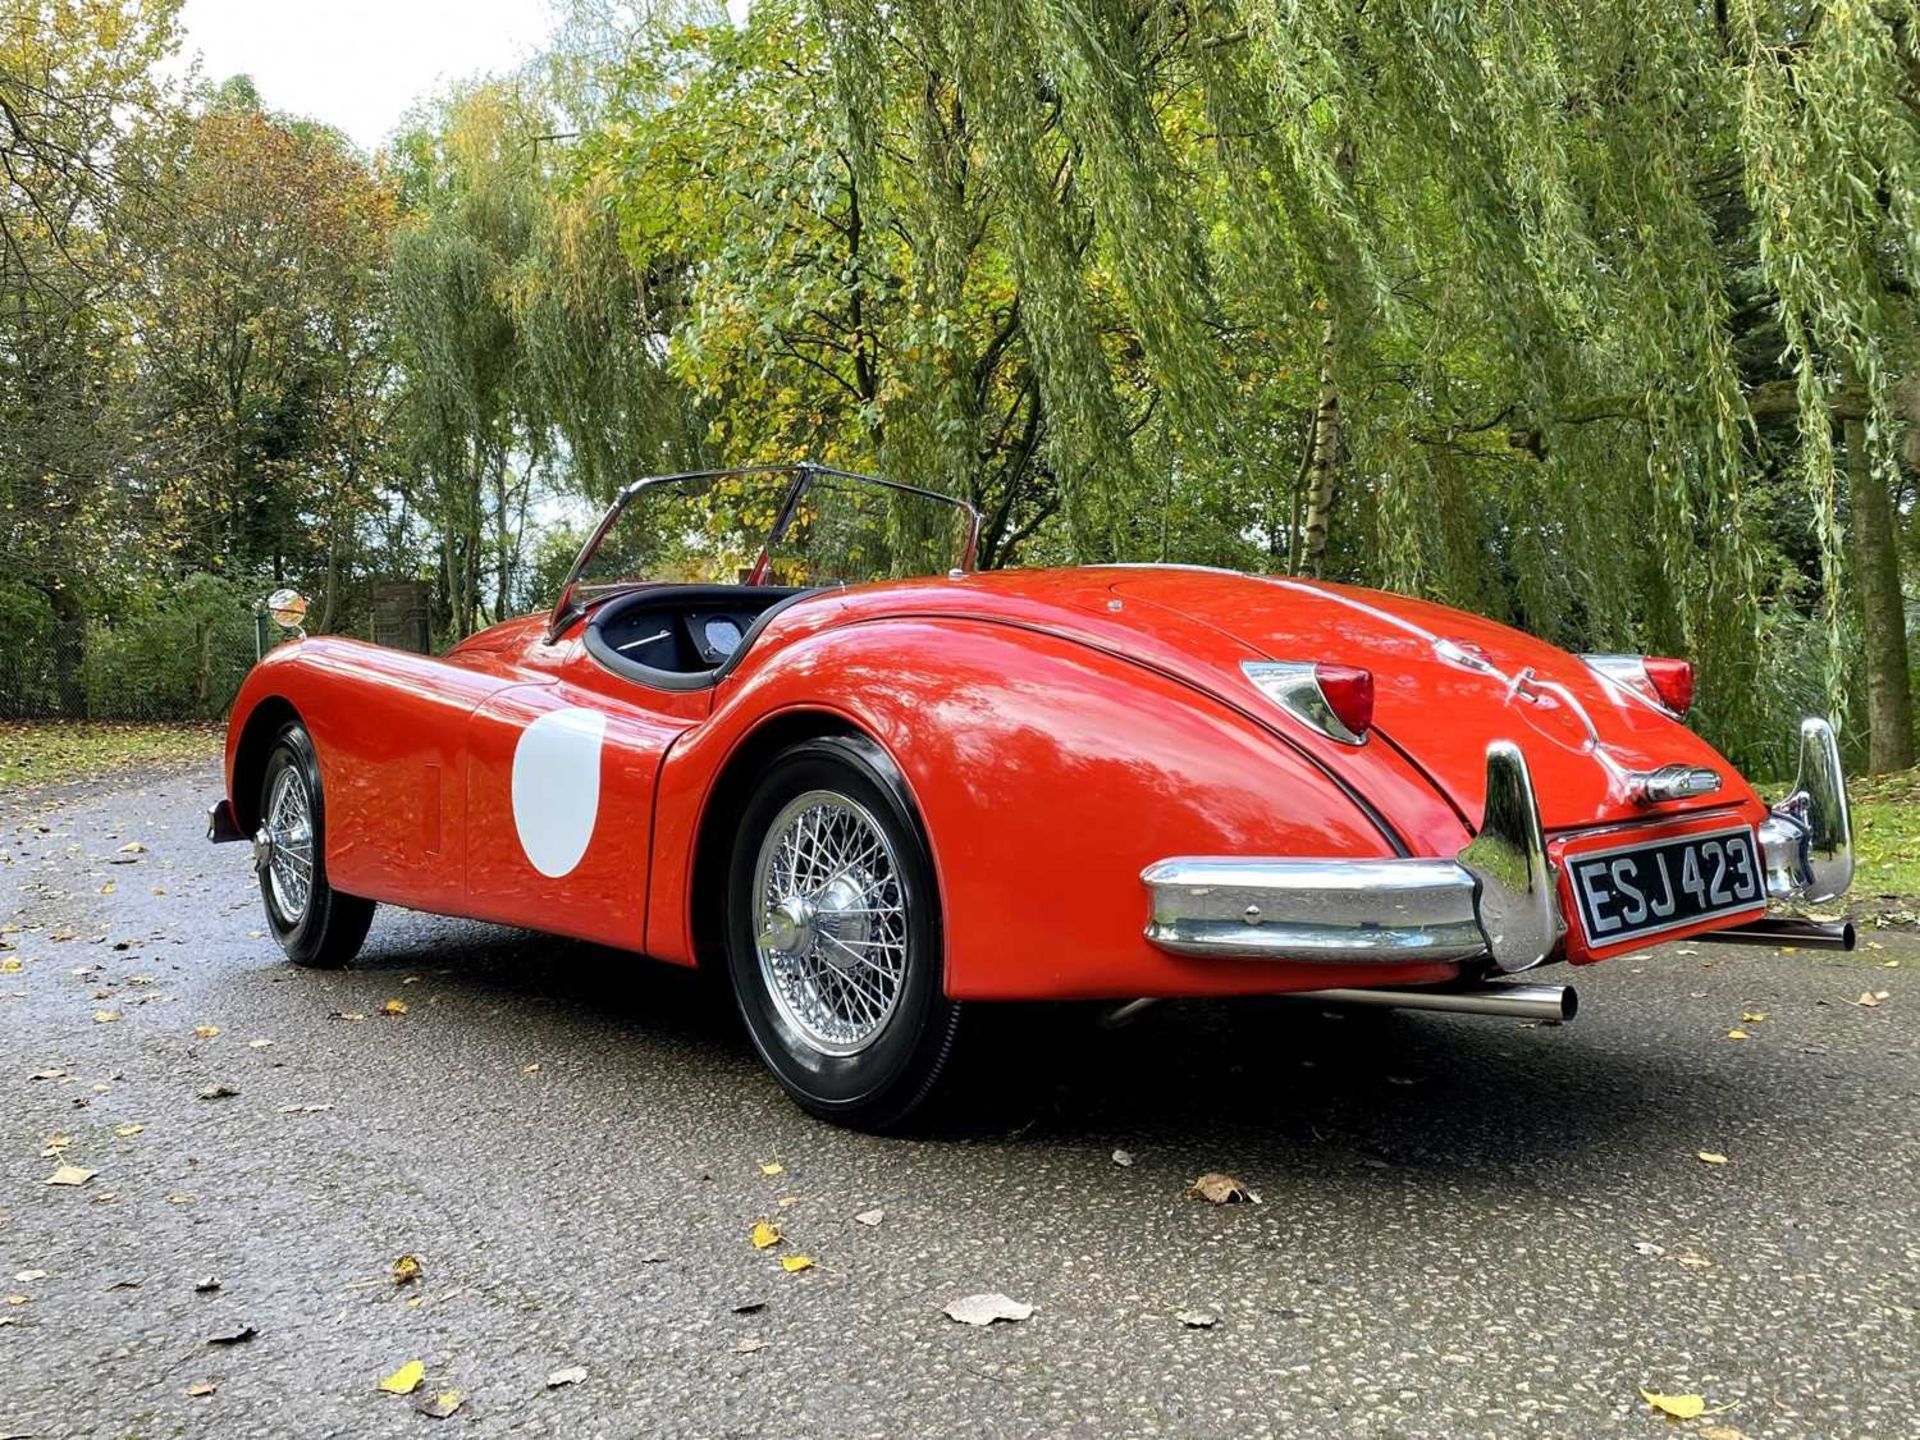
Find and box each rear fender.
[653,617,1475,1000]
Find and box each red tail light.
[1581,653,1694,718]
[1313,663,1375,739]
[1641,657,1693,717]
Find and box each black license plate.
[1568,826,1764,947]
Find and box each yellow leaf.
[100,881,114,895]
[777,1195,799,1207]
[750,1221,781,1250]
[0,958,20,973]
[418,1390,463,1418]
[379,1360,425,1395]
[1740,1011,1766,1023]
[114,1123,144,1137]
[45,1164,96,1186]
[392,1254,423,1285]
[760,1162,784,1176]
[780,1254,815,1273]
[1726,1029,1749,1040]
[381,999,408,1016]
[1640,1390,1706,1420]
[1697,1151,1729,1165]
[195,1025,219,1040]
[94,1010,121,1023]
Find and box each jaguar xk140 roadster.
[211,463,1854,1128]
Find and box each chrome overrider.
[1140,716,1853,974]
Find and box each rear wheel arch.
[689,710,936,972]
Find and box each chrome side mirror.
[265,589,309,637]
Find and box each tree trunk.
[1846,413,1915,772]
[43,578,88,719]
[1299,317,1342,577]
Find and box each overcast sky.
[175,0,561,152]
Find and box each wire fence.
[0,607,269,723]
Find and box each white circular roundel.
[511,707,607,878]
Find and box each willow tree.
[783,0,1916,773]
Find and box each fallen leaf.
[1640,1389,1706,1420]
[193,1025,219,1040]
[854,1208,884,1227]
[4,1295,26,1306]
[13,1270,46,1284]
[1675,1252,1713,1269]
[521,1062,540,1073]
[206,1323,255,1346]
[1174,1308,1217,1328]
[943,1292,1034,1326]
[415,1390,463,1419]
[750,1221,781,1250]
[1696,1151,1729,1165]
[1189,1173,1261,1204]
[546,1365,587,1388]
[1851,991,1883,1008]
[735,1336,765,1354]
[381,998,408,1016]
[247,1038,271,1049]
[275,1101,330,1113]
[93,1009,120,1024]
[194,1277,222,1293]
[760,1162,784,1176]
[45,1164,95,1187]
[392,1254,423,1286]
[118,842,147,854]
[731,1300,766,1315]
[198,1084,239,1100]
[779,1255,815,1273]
[165,1192,195,1205]
[1726,1029,1750,1040]
[114,1123,144,1137]
[186,1381,217,1397]
[1740,1011,1767,1023]
[0,958,19,974]
[1632,1241,1666,1257]
[1111,1149,1135,1167]
[100,881,114,895]
[379,1360,425,1395]
[26,1067,66,1081]
[776,1195,799,1208]
[331,1010,366,1021]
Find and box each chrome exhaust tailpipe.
[1288,981,1577,1023]
[1695,916,1856,951]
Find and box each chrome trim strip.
[1759,717,1853,903]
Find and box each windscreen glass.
[569,471,972,595]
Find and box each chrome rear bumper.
[1142,716,1851,973]
[1143,741,1565,974]
[1758,717,1852,902]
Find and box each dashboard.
[582,585,812,687]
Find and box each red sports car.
[210,463,1854,1128]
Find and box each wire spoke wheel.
[752,789,909,1056]
[261,764,315,923]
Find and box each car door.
[462,654,708,952]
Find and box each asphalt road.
[1,759,1916,1439]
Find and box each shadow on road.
[339,914,1821,1189]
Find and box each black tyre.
[725,735,962,1130]
[255,723,374,969]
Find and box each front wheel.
[255,723,374,969]
[725,735,962,1130]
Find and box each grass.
[0,721,221,792]
[1848,768,1920,909]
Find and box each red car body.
[216,555,1851,1003]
